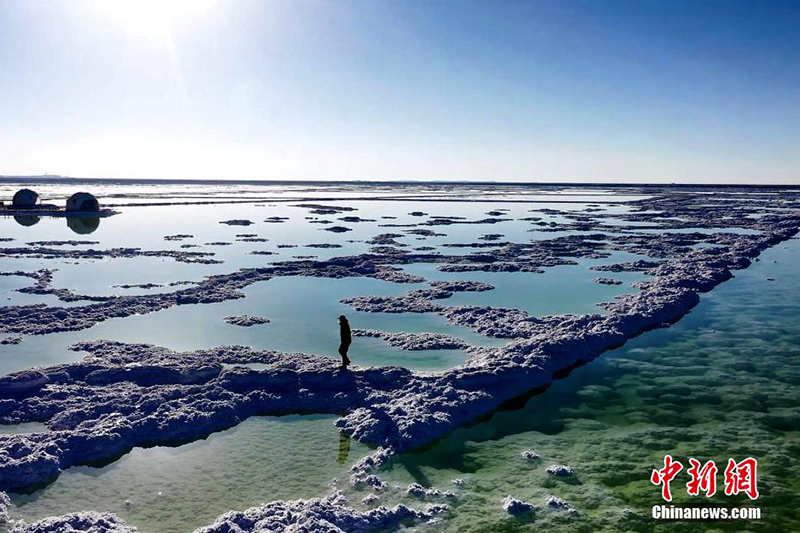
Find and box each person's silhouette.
[338,315,352,368]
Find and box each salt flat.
[1,181,798,532]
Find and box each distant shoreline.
[0,175,797,189]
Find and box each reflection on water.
[13,214,40,227]
[338,432,352,465]
[7,214,101,233]
[66,216,100,234]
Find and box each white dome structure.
[66,192,99,212]
[12,189,39,207]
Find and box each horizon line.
[0,174,798,189]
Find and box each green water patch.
[374,239,800,532]
[9,415,370,533]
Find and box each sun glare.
[91,0,217,38]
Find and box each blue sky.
[0,0,798,183]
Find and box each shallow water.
[0,273,65,307]
[0,422,48,435]
[402,251,650,317]
[0,274,510,374]
[1,200,652,375]
[372,238,800,532]
[10,415,371,533]
[1,200,617,295]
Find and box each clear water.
[402,251,650,318]
[0,275,499,374]
[10,415,370,533]
[0,422,48,435]
[1,200,650,375]
[2,201,623,296]
[372,238,800,532]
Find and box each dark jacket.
[340,321,352,345]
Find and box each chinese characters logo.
[651,456,758,501]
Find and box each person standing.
[338,315,352,368]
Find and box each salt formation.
[339,216,375,223]
[502,496,534,515]
[0,246,221,265]
[593,277,623,285]
[406,483,454,499]
[546,464,575,477]
[520,450,540,461]
[194,491,447,533]
[353,330,468,351]
[26,240,99,246]
[293,203,356,215]
[323,226,353,233]
[545,496,572,510]
[1,202,798,494]
[307,243,343,248]
[224,315,270,327]
[112,283,163,289]
[1,490,445,533]
[164,234,193,241]
[8,511,138,533]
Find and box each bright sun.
[91,0,217,38]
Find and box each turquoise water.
[0,275,500,374]
[403,251,650,318]
[10,415,370,533]
[373,238,800,532]
[0,255,647,374]
[1,201,653,375]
